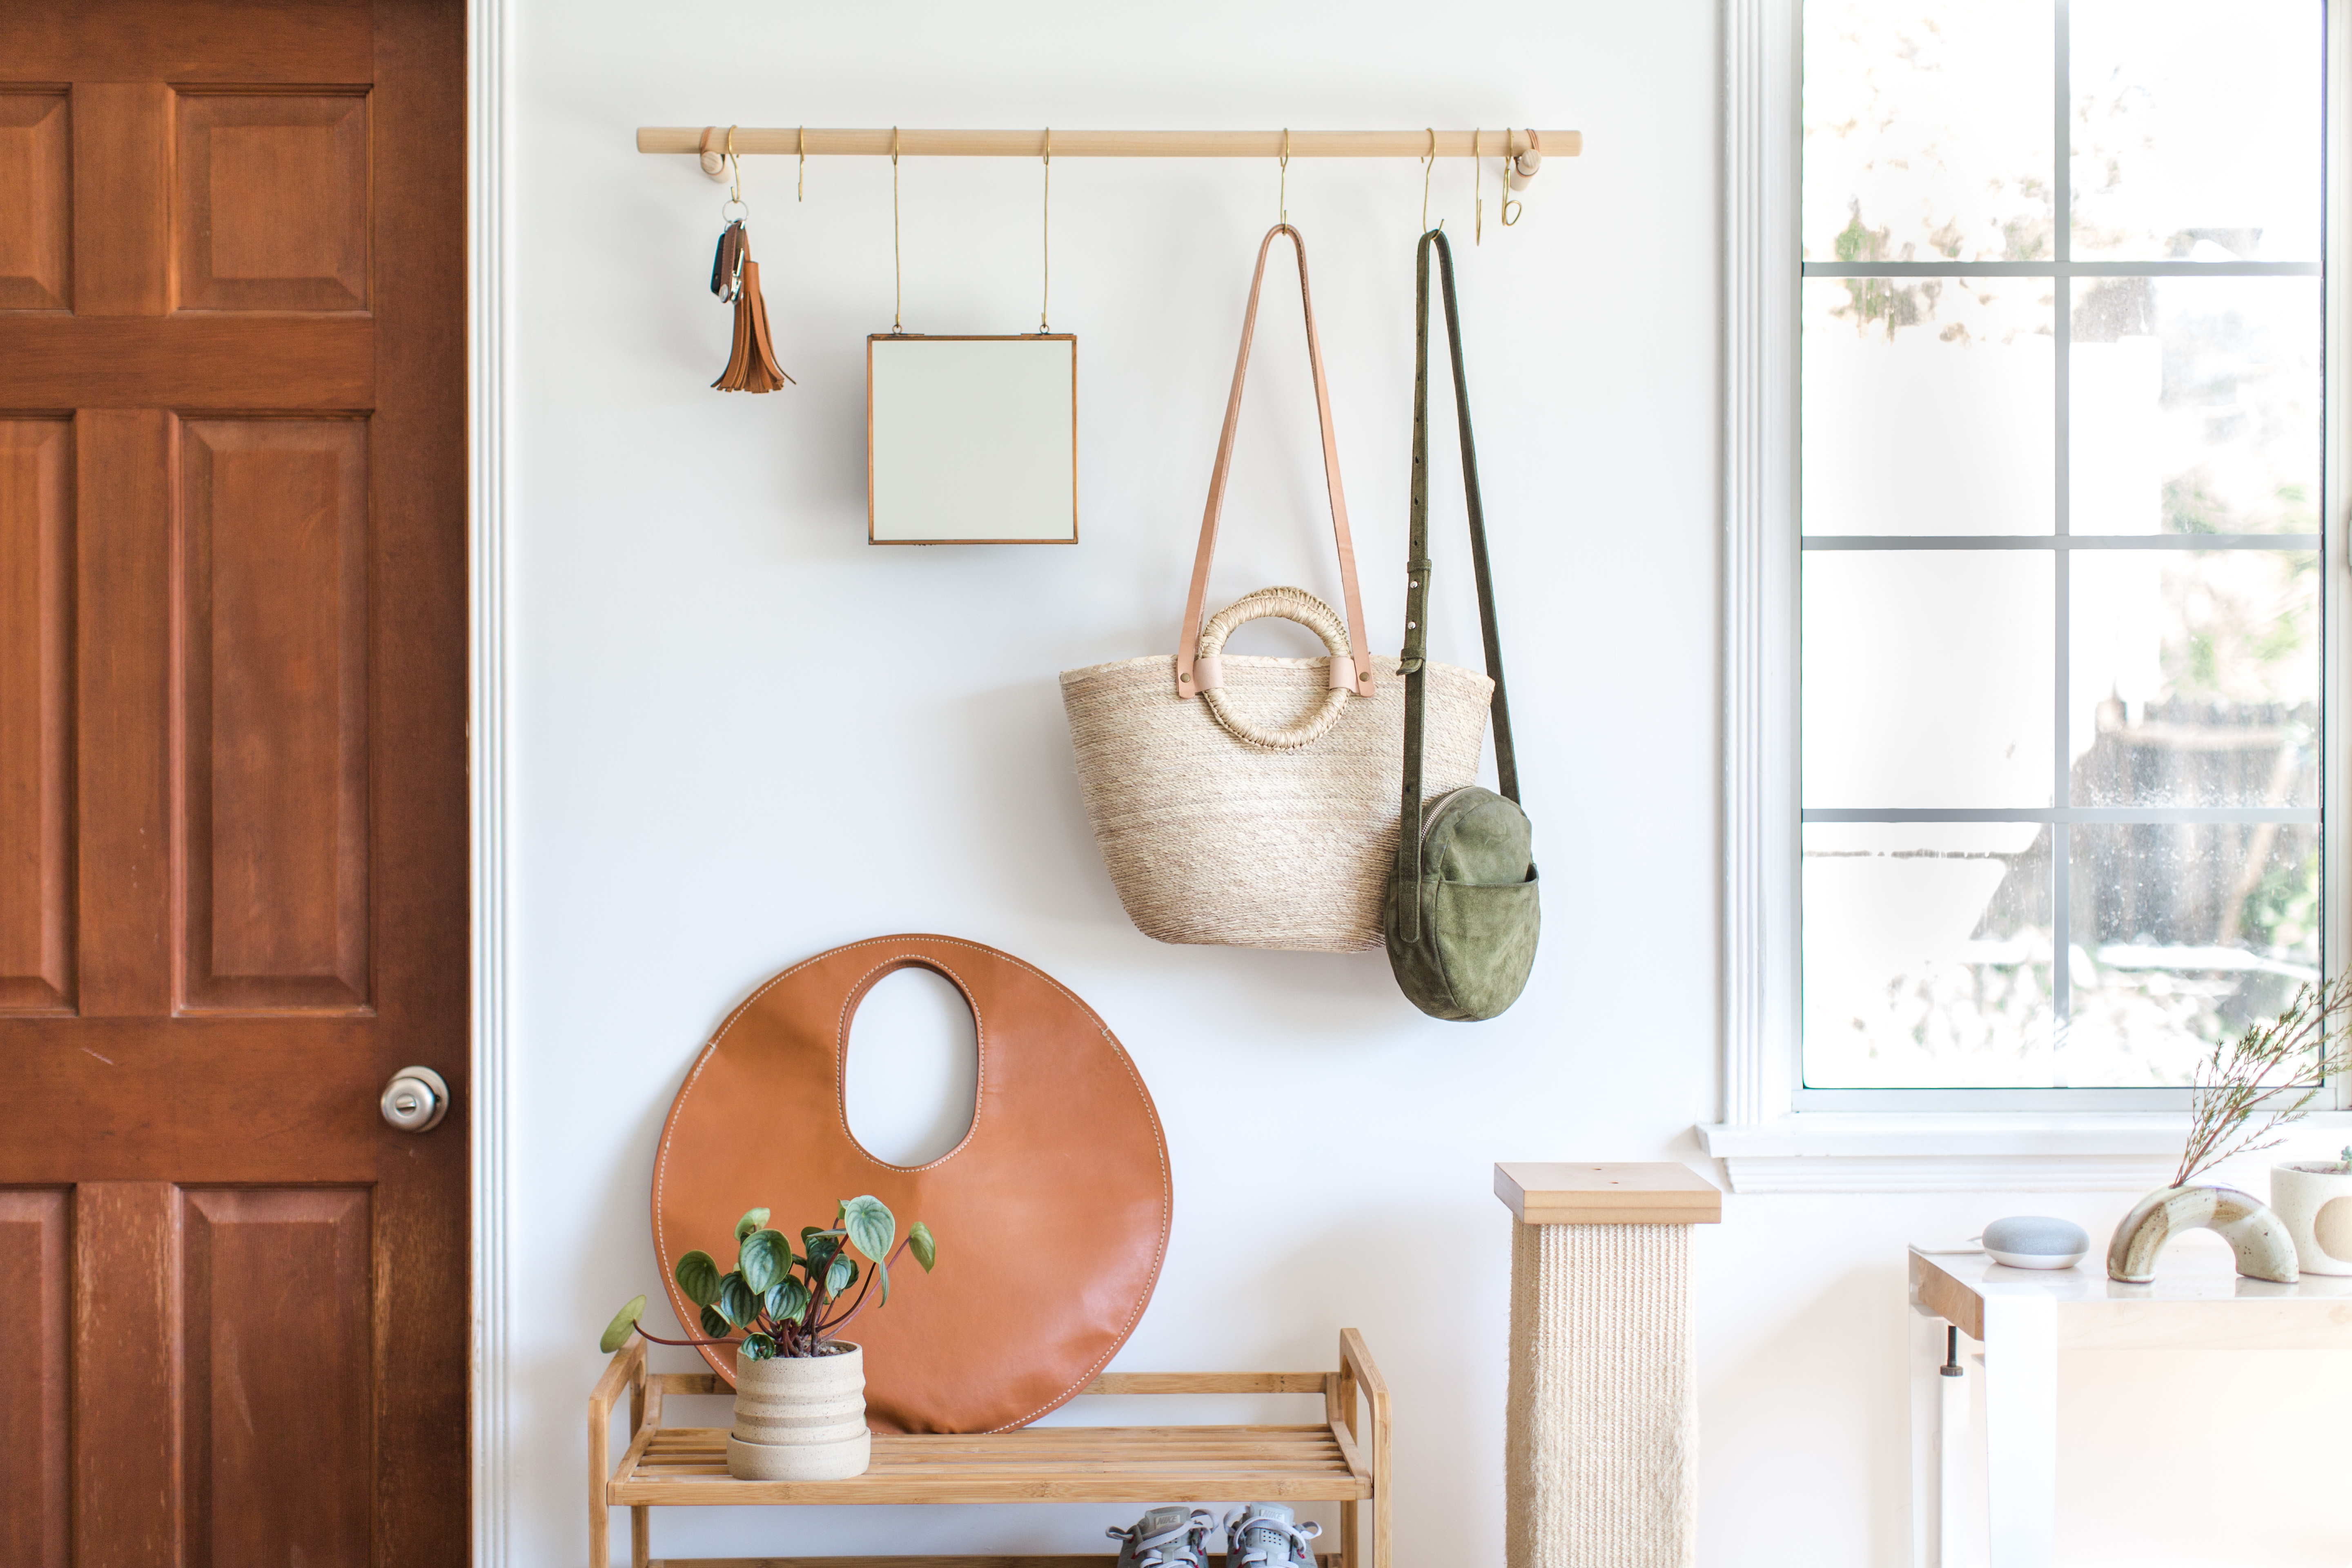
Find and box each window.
[1797,1,2326,1095]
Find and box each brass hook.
[797,125,806,202]
[721,125,746,220]
[1501,127,1525,226]
[1278,128,1290,225]
[891,126,902,332]
[1421,127,1438,234]
[1040,128,1051,332]
[1471,128,1482,244]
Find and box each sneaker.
[1105,1506,1214,1568]
[1224,1503,1323,1568]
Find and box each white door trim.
[467,0,514,1562]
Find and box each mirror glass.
[868,335,1077,543]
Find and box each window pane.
[1796,0,2326,1099]
[1803,823,2054,1088]
[2063,822,2321,1085]
[1804,279,2054,535]
[2070,0,2323,262]
[1804,550,2054,807]
[1804,0,2054,265]
[2070,277,2321,536]
[2071,550,2319,808]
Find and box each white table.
[1907,1246,2352,1568]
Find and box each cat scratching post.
[1496,1163,1723,1568]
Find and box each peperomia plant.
[602,1195,936,1360]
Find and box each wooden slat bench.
[589,1332,1389,1568]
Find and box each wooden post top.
[1494,1162,1724,1225]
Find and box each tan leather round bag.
[653,935,1172,1434]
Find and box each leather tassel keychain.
[707,128,792,392]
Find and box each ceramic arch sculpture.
[2107,1184,2300,1283]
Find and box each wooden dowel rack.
[636,127,1580,161]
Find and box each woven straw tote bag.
[1060,223,1492,953]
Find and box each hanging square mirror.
[866,334,1078,544]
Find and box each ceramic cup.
[2270,1162,2352,1277]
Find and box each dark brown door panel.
[0,3,466,1563]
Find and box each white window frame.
[1700,0,2352,1191]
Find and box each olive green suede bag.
[1385,230,1539,1022]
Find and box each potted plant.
[602,1195,937,1480]
[2272,1145,2352,1278]
[2109,975,2352,1284]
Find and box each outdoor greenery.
[602,1196,937,1359]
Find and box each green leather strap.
[1398,228,1519,938]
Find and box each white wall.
[508,4,2352,1564]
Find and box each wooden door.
[0,4,468,1565]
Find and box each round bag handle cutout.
[1196,586,1357,751]
[837,955,984,1172]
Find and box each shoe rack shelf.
[588,1330,1389,1568]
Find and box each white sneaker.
[1106,1506,1214,1568]
[1224,1503,1323,1568]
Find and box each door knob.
[381,1066,451,1132]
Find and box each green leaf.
[869,1253,891,1308]
[735,1207,771,1243]
[826,1254,857,1295]
[699,1304,730,1339]
[599,1295,646,1354]
[841,1195,895,1263]
[674,1250,722,1308]
[741,1332,777,1361]
[717,1271,758,1330]
[740,1229,789,1295]
[766,1276,811,1324]
[907,1221,936,1272]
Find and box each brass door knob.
[381,1066,450,1132]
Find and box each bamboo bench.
[589,1329,1390,1568]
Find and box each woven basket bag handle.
[1172,224,1377,702]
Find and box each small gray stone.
[1983,1215,2089,1270]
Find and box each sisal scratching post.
[1497,1163,1723,1568]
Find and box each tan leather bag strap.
[1174,224,1377,700]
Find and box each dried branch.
[2176,972,2352,1188]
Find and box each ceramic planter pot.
[2270,1162,2352,1277]
[2106,1184,2299,1284]
[726,1342,871,1481]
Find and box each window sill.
[1695,1113,2352,1194]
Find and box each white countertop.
[1910,1245,2352,1348]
